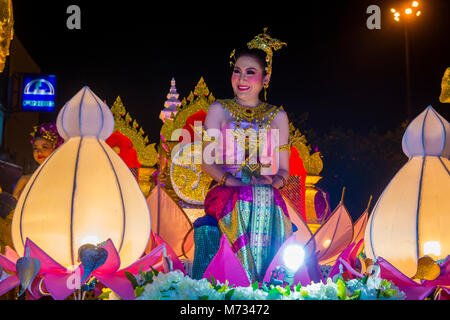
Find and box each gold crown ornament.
[230,28,287,100]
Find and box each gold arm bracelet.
[274,174,287,189]
[219,172,232,187]
[277,144,290,152]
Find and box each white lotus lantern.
[11,86,151,268]
[365,106,450,277]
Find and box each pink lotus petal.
[152,261,164,273]
[263,235,312,286]
[0,275,20,296]
[398,286,436,300]
[377,257,436,300]
[93,239,120,274]
[119,244,165,275]
[24,238,66,273]
[439,287,450,300]
[352,210,368,244]
[43,269,84,300]
[203,234,250,287]
[349,239,364,265]
[0,253,17,273]
[439,256,450,274]
[328,240,364,280]
[329,257,364,281]
[152,233,186,274]
[377,257,422,287]
[310,202,353,264]
[95,273,135,300]
[27,276,44,300]
[340,258,364,278]
[4,246,20,263]
[328,242,358,280]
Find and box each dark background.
[10,0,450,219]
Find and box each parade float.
[0,70,448,300]
[0,0,448,301]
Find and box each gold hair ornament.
[247,27,287,78]
[230,28,287,101]
[30,125,61,149]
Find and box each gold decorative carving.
[0,0,14,73]
[170,142,213,205]
[138,167,157,197]
[304,175,330,225]
[288,122,328,226]
[160,118,176,142]
[289,122,323,176]
[110,96,158,167]
[161,77,215,205]
[171,77,214,138]
[440,67,450,103]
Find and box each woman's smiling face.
[231,55,269,105]
[32,137,54,165]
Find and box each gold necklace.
[220,98,278,128]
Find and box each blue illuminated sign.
[22,74,56,112]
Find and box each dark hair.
[233,47,268,75]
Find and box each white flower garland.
[130,270,405,301]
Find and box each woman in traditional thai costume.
[192,30,295,283]
[0,123,63,253]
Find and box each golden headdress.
[230,27,287,78]
[30,122,64,149]
[230,28,286,100]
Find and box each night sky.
[10,0,450,214]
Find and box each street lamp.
[390,1,422,120]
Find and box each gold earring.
[263,83,269,101]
